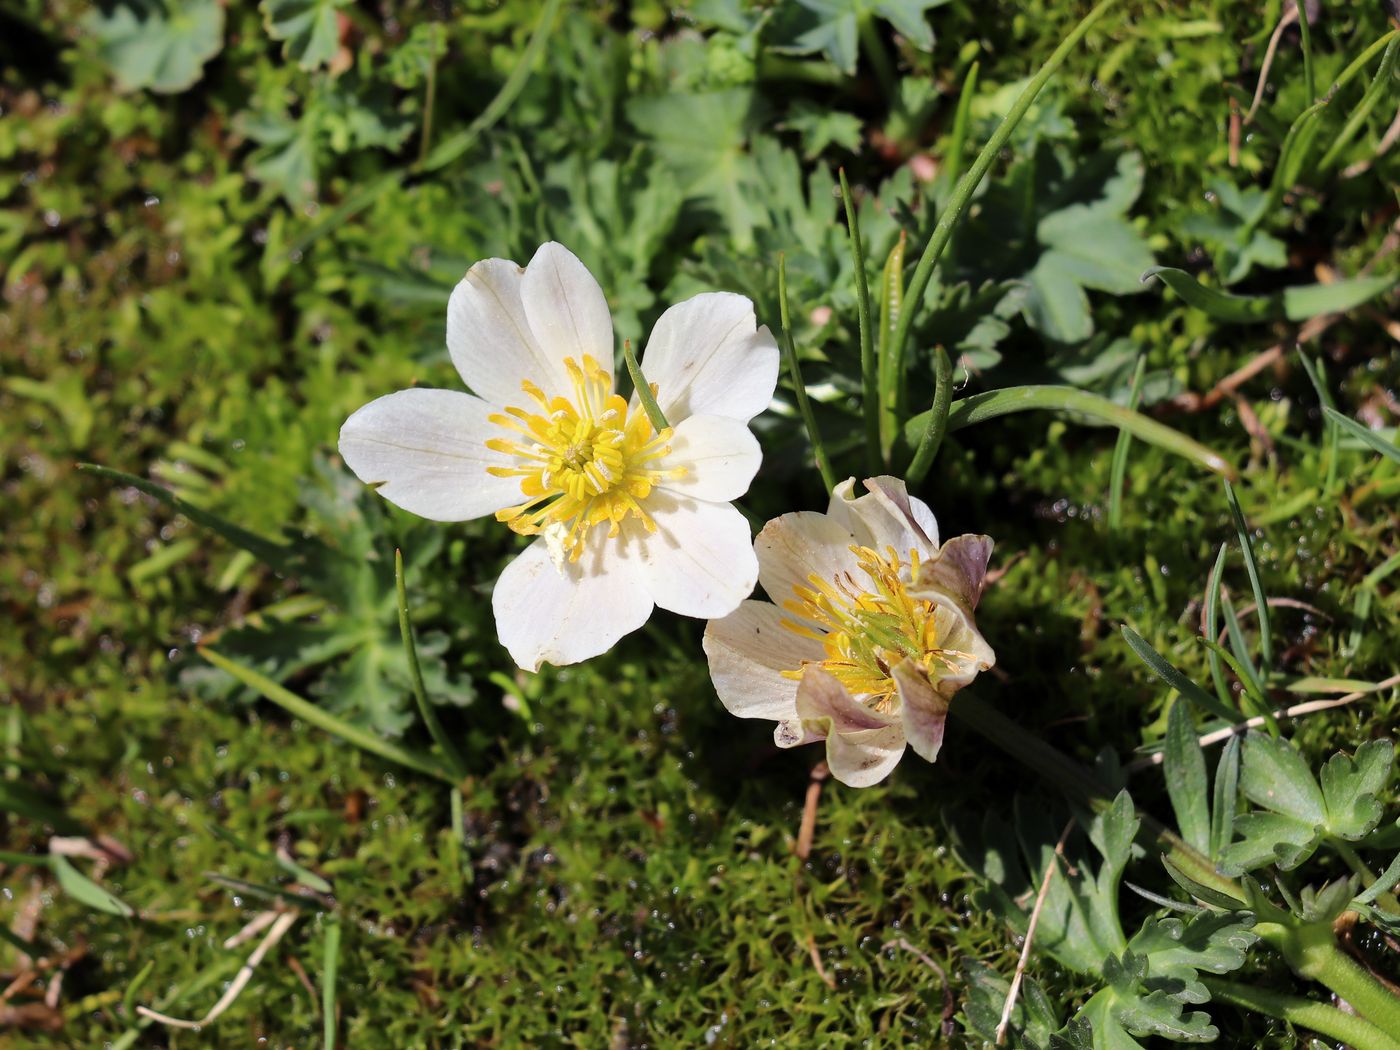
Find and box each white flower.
[340,242,779,671]
[703,477,995,787]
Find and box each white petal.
[447,257,569,406]
[491,528,653,671]
[638,292,779,424]
[753,511,861,618]
[703,600,823,721]
[793,669,905,788]
[893,660,949,764]
[519,242,614,384]
[634,492,757,619]
[828,475,939,558]
[657,414,762,502]
[338,388,520,522]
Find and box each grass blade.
[1204,543,1232,707]
[905,347,953,485]
[1219,590,1268,707]
[198,647,456,783]
[906,384,1237,478]
[1121,626,1243,725]
[1210,734,1242,860]
[887,0,1123,393]
[1324,407,1400,466]
[1142,267,1398,323]
[624,339,669,432]
[51,853,135,917]
[1224,480,1271,670]
[396,548,468,779]
[778,253,836,492]
[1107,354,1147,530]
[838,169,879,471]
[322,914,341,1050]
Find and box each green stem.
[395,548,468,779]
[886,0,1120,389]
[905,347,952,485]
[624,339,670,432]
[778,254,836,493]
[838,169,880,471]
[1317,35,1400,173]
[1258,921,1400,1034]
[1297,5,1316,105]
[1202,976,1400,1050]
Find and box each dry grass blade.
[997,822,1074,1045]
[137,911,297,1030]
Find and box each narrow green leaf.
[1317,35,1400,173]
[623,339,669,433]
[941,59,979,192]
[906,385,1237,478]
[79,463,296,573]
[1220,590,1268,708]
[1121,626,1244,725]
[198,647,456,783]
[1162,854,1247,909]
[1107,354,1147,530]
[1165,700,1211,854]
[0,925,35,959]
[778,254,835,493]
[1210,734,1241,859]
[122,959,156,1019]
[1324,407,1400,466]
[205,821,334,894]
[396,548,468,779]
[838,168,880,470]
[1204,543,1231,707]
[204,871,324,910]
[51,853,135,917]
[1356,852,1400,905]
[1224,480,1271,670]
[904,347,953,485]
[876,231,906,456]
[322,914,341,1050]
[1143,267,1398,323]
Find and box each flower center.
[485,355,683,561]
[780,545,971,709]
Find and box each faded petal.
[753,511,861,624]
[519,242,614,386]
[492,528,653,671]
[657,414,762,503]
[828,475,939,558]
[893,660,949,764]
[447,257,566,406]
[338,388,520,522]
[794,668,905,788]
[704,600,823,721]
[635,492,757,619]
[914,533,994,615]
[638,292,779,424]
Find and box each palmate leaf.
[953,146,1153,344]
[86,0,225,94]
[261,0,347,71]
[773,0,949,75]
[1218,734,1395,875]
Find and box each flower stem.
[886,0,1121,383]
[905,346,952,485]
[1201,976,1400,1050]
[778,254,836,493]
[1256,920,1400,1035]
[396,548,468,780]
[838,169,880,473]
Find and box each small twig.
[284,948,318,1004]
[1245,4,1301,125]
[885,937,956,1036]
[795,761,829,861]
[138,911,297,1030]
[806,932,836,990]
[222,909,279,950]
[1129,672,1400,772]
[997,822,1073,1045]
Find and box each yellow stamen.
[781,545,976,710]
[489,355,685,561]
